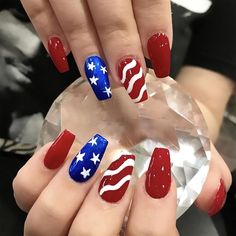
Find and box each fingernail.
[48,37,69,73]
[208,179,227,216]
[99,154,135,203]
[84,56,112,101]
[118,57,148,103]
[147,33,170,78]
[145,148,171,199]
[69,134,108,182]
[44,130,75,169]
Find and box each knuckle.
[24,217,39,236]
[128,223,175,236]
[20,0,45,21]
[38,193,68,224]
[25,193,68,235]
[64,20,89,43]
[97,17,131,41]
[12,169,35,212]
[69,228,94,236]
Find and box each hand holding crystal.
[13,72,231,235]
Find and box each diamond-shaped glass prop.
[38,71,210,218]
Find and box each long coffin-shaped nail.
[48,37,69,73]
[69,134,108,182]
[208,179,227,216]
[145,148,171,199]
[44,130,75,169]
[118,57,148,103]
[147,33,170,78]
[99,154,135,203]
[84,56,112,101]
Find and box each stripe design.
[98,154,135,203]
[118,58,148,103]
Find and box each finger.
[68,154,135,236]
[24,134,108,236]
[13,130,75,212]
[195,143,232,216]
[20,0,70,73]
[127,148,179,236]
[48,0,112,101]
[87,0,148,103]
[133,0,172,78]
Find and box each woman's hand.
[20,0,172,102]
[13,132,179,236]
[13,129,231,235]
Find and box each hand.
[20,0,172,102]
[13,130,231,235]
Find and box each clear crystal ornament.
[38,71,210,218]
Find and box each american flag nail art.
[69,134,108,182]
[84,55,112,101]
[118,58,148,103]
[98,154,135,203]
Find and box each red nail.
[145,148,171,199]
[208,179,227,216]
[147,33,170,78]
[48,37,69,73]
[118,57,148,103]
[99,155,135,203]
[44,130,75,169]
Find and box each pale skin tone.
[13,66,234,236]
[14,0,235,235]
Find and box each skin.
[14,0,235,234]
[20,0,172,84]
[13,66,234,235]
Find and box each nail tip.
[48,37,69,74]
[208,178,227,216]
[99,154,135,203]
[69,134,108,182]
[44,129,75,169]
[118,57,147,104]
[84,55,112,101]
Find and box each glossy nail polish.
[69,134,108,182]
[84,56,112,100]
[147,33,170,78]
[48,37,69,73]
[145,148,171,199]
[118,58,148,103]
[99,154,135,203]
[208,179,226,216]
[44,130,75,169]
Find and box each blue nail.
[84,55,112,100]
[69,134,108,182]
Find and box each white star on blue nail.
[90,153,100,165]
[75,152,85,163]
[100,66,107,74]
[80,167,91,179]
[88,137,98,146]
[88,62,96,71]
[103,86,112,98]
[89,75,99,85]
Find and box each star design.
[75,152,85,163]
[87,62,96,71]
[100,66,107,74]
[88,136,98,146]
[103,86,112,98]
[90,153,100,165]
[89,75,99,86]
[80,167,91,179]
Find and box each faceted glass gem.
[38,71,210,218]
